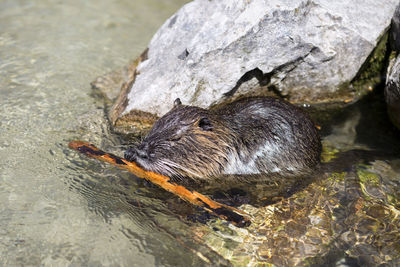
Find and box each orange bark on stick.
[68,140,251,227]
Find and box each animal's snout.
[124,143,150,162]
[124,148,137,162]
[135,147,149,159]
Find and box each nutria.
[124,97,321,180]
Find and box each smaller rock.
[91,49,156,135]
[390,3,400,51]
[386,4,400,130]
[385,55,400,130]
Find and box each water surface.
[0,1,224,266]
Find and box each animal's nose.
[124,143,150,162]
[135,147,149,159]
[124,147,137,162]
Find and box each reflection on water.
[0,0,223,266]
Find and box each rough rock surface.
[386,4,400,130]
[385,55,400,129]
[390,3,400,51]
[116,0,397,121]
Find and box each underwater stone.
[116,0,398,120]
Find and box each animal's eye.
[198,117,213,131]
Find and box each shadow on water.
[319,86,400,154]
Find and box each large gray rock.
[118,0,398,120]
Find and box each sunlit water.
[0,1,226,266]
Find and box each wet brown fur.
[125,97,321,181]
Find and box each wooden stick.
[68,141,251,227]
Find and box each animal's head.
[124,99,232,179]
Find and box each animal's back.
[214,97,321,177]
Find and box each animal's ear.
[198,117,213,131]
[173,98,182,108]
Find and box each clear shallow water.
[0,1,225,266]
